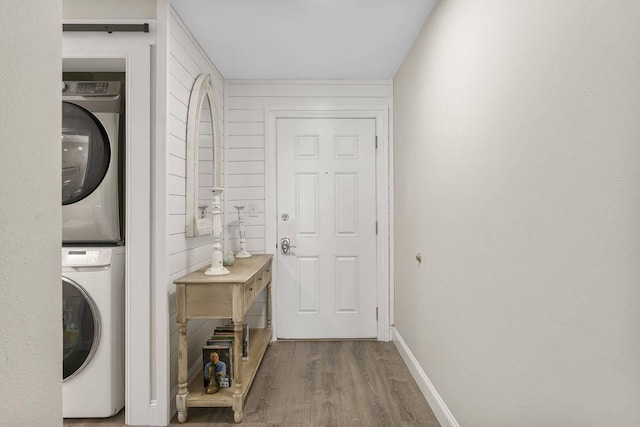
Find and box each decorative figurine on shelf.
[205,188,230,276]
[205,365,219,394]
[223,251,235,266]
[234,205,252,258]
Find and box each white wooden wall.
[167,8,225,402]
[224,80,392,328]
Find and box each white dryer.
[62,81,122,244]
[62,246,125,418]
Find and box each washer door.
[63,277,101,381]
[62,101,111,205]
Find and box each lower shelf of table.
[186,327,272,408]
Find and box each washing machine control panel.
[62,249,113,267]
[67,250,99,264]
[62,81,121,97]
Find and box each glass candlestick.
[205,188,230,276]
[234,205,252,258]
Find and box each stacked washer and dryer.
[61,80,125,418]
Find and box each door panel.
[277,118,377,339]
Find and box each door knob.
[281,237,296,255]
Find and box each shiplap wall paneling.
[224,80,391,328]
[168,8,226,412]
[225,80,391,251]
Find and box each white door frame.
[63,24,157,426]
[265,107,391,342]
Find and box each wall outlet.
[249,203,258,217]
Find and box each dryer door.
[63,277,101,381]
[61,101,111,205]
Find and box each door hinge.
[376,307,379,321]
[375,221,378,235]
[375,135,378,149]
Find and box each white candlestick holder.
[234,205,252,258]
[205,188,230,276]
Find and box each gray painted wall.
[63,0,156,19]
[0,0,62,425]
[394,1,640,425]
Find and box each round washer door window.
[62,277,101,381]
[61,101,111,205]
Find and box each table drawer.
[262,261,272,286]
[244,276,257,309]
[244,261,271,309]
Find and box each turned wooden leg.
[176,321,188,423]
[266,279,272,330]
[233,389,244,423]
[232,321,243,422]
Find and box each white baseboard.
[391,327,460,427]
[147,399,161,427]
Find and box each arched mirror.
[186,74,223,237]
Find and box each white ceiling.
[171,0,437,80]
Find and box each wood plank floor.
[65,340,440,427]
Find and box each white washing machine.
[62,246,125,418]
[62,81,122,244]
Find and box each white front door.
[276,118,378,339]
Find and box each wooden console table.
[174,254,273,423]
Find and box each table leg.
[266,279,272,330]
[232,321,243,423]
[176,322,188,423]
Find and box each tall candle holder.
[205,187,229,276]
[234,205,252,258]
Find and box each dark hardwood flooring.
[65,340,440,427]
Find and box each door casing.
[265,107,391,341]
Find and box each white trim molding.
[63,25,155,427]
[265,106,391,342]
[150,1,170,425]
[388,78,395,328]
[392,327,460,427]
